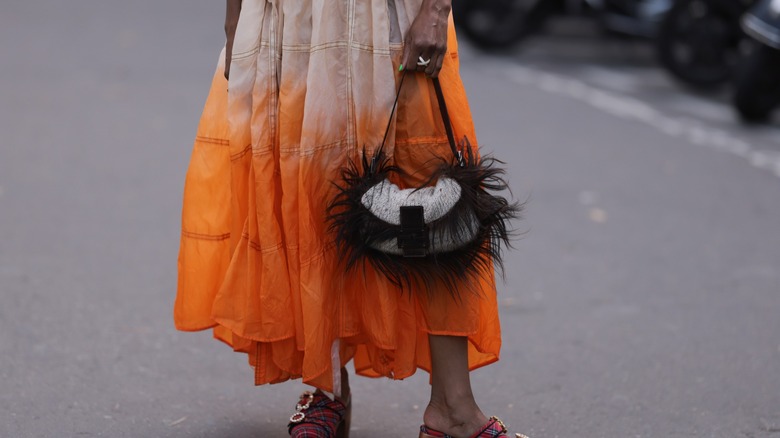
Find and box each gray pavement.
[2,2,780,437]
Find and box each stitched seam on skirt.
[339,329,362,340]
[233,39,289,60]
[211,320,297,343]
[177,321,218,332]
[232,46,261,60]
[394,136,450,146]
[279,139,347,155]
[181,230,231,241]
[252,145,275,157]
[346,0,356,157]
[299,241,336,267]
[281,40,394,55]
[424,328,480,338]
[196,135,229,146]
[231,144,252,161]
[268,12,279,160]
[241,233,284,254]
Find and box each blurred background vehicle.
[452,0,673,49]
[656,0,755,89]
[733,0,780,121]
[453,0,766,92]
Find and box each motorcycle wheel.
[656,0,743,89]
[734,45,780,122]
[457,0,559,49]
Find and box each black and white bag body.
[327,73,521,294]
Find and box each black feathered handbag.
[327,72,521,295]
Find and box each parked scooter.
[733,0,780,121]
[453,0,672,49]
[655,0,754,89]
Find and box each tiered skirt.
[174,0,502,392]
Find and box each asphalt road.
[1,2,779,437]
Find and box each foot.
[288,391,348,437]
[423,399,489,438]
[288,368,352,438]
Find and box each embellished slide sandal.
[419,416,529,438]
[288,390,352,438]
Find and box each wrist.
[225,0,242,31]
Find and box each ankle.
[423,398,487,438]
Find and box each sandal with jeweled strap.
[418,416,529,438]
[288,390,351,438]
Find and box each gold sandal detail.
[418,415,529,438]
[288,390,351,438]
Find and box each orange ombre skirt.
[174,0,502,392]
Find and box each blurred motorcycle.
[453,0,673,49]
[656,0,754,89]
[733,0,780,121]
[452,0,560,48]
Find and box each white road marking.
[667,97,735,124]
[579,65,649,94]
[505,65,780,179]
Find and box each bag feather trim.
[326,138,522,297]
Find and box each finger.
[412,54,421,72]
[410,50,428,71]
[431,51,445,78]
[416,51,433,73]
[401,38,413,71]
[425,52,440,77]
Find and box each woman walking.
[174,0,523,436]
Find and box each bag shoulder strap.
[431,77,464,166]
[376,72,464,168]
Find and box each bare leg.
[338,366,351,403]
[423,335,488,438]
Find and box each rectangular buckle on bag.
[398,206,428,258]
